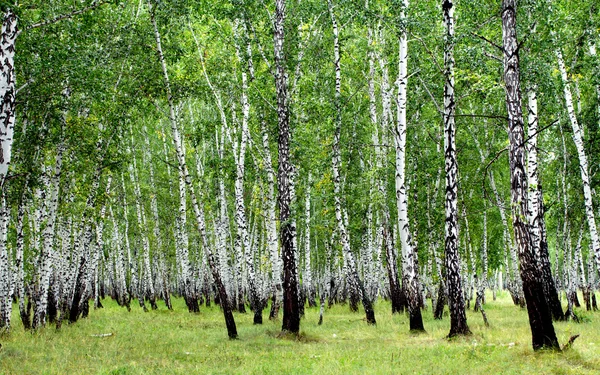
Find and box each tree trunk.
[502,0,559,350]
[275,0,300,334]
[304,173,316,307]
[442,0,470,337]
[526,88,564,321]
[260,119,283,320]
[232,20,262,321]
[556,49,600,279]
[151,4,236,338]
[144,125,171,310]
[33,141,64,329]
[328,0,375,324]
[128,134,157,311]
[0,12,17,332]
[0,10,17,189]
[121,173,146,312]
[383,210,404,314]
[0,193,10,332]
[394,0,424,332]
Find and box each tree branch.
[482,146,507,203]
[25,1,109,31]
[470,32,504,52]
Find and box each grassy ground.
[1,291,599,374]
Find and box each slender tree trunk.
[0,10,17,189]
[394,0,424,332]
[32,141,64,329]
[589,41,600,128]
[93,175,112,310]
[215,126,233,309]
[261,120,283,320]
[232,21,262,322]
[557,50,600,278]
[304,173,315,307]
[128,134,157,310]
[502,0,559,350]
[328,0,375,324]
[526,88,564,321]
[0,12,17,331]
[109,204,129,309]
[0,193,10,332]
[442,0,470,337]
[143,126,171,310]
[275,0,300,334]
[70,156,104,322]
[121,173,146,312]
[14,188,31,329]
[383,210,404,314]
[150,4,236,338]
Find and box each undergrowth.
[0,291,599,374]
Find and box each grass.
[1,291,600,374]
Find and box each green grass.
[1,291,600,374]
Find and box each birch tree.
[149,1,237,338]
[394,0,424,332]
[442,0,469,337]
[556,49,600,279]
[275,0,300,334]
[502,0,559,350]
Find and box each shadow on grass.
[268,330,320,343]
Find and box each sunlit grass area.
[1,291,599,374]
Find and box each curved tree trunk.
[150,4,236,338]
[557,49,600,280]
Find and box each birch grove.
[0,0,598,353]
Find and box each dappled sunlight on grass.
[1,291,600,374]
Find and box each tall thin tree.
[502,0,559,350]
[274,0,300,334]
[442,0,470,337]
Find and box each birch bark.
[526,88,564,320]
[33,141,64,329]
[328,0,375,324]
[150,4,237,338]
[557,49,600,279]
[394,0,424,332]
[442,0,469,337]
[502,0,559,350]
[275,0,301,334]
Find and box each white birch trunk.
[0,11,18,188]
[589,41,600,128]
[151,5,237,337]
[33,142,64,329]
[328,0,373,322]
[232,19,260,315]
[0,194,10,331]
[557,50,600,277]
[443,0,469,335]
[261,120,282,319]
[304,173,315,307]
[394,0,423,331]
[121,172,145,311]
[128,138,156,310]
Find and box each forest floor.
[1,291,599,374]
